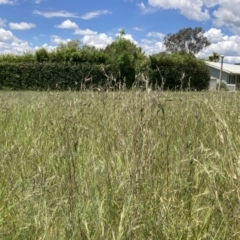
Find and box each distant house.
[206,61,240,91]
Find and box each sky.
[0,0,240,63]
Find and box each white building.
[206,61,240,91]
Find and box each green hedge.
[150,54,210,90]
[0,63,108,90]
[0,55,210,91]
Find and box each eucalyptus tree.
[163,27,211,55]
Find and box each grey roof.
[206,61,240,75]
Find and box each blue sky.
[1,0,240,63]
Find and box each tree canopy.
[150,52,210,90]
[0,30,211,91]
[104,30,147,88]
[208,52,220,62]
[163,27,211,55]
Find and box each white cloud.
[147,31,165,40]
[141,39,156,45]
[0,27,109,55]
[146,0,240,34]
[212,1,240,34]
[55,19,78,29]
[0,0,15,4]
[49,32,112,50]
[201,0,219,8]
[80,10,111,20]
[0,28,33,54]
[137,31,166,55]
[8,42,32,53]
[50,35,71,45]
[33,9,111,20]
[123,34,138,45]
[203,28,225,43]
[81,33,113,49]
[148,0,210,21]
[137,2,157,14]
[33,10,79,18]
[55,20,97,36]
[0,29,55,55]
[133,27,144,31]
[197,28,240,63]
[54,19,112,48]
[140,39,165,55]
[9,22,36,30]
[115,32,138,45]
[34,43,56,52]
[74,28,97,36]
[0,18,6,27]
[0,28,17,42]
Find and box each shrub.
[35,48,50,63]
[149,53,210,90]
[216,81,229,91]
[0,62,107,90]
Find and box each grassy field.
[1,90,240,239]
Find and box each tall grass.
[1,90,240,239]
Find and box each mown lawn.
[1,90,240,239]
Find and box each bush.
[216,82,229,91]
[0,43,211,91]
[0,62,107,90]
[149,53,210,90]
[35,48,49,63]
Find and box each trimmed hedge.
[0,63,108,90]
[150,54,210,90]
[0,54,210,91]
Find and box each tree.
[208,52,220,62]
[35,48,49,62]
[150,52,210,90]
[48,40,107,64]
[163,27,211,55]
[104,30,147,88]
[118,29,125,37]
[54,40,81,62]
[56,39,81,52]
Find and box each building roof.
[206,61,240,75]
